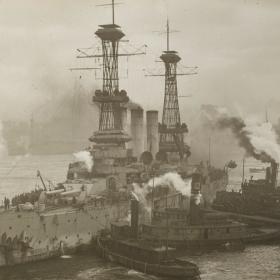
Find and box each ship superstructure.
[67,1,145,182]
[91,23,130,145]
[89,19,133,173]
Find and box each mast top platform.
[163,50,178,54]
[95,24,125,41]
[160,51,181,64]
[99,23,120,28]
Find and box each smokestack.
[130,198,139,239]
[131,108,144,159]
[270,161,278,189]
[146,110,159,158]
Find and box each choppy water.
[0,154,280,280]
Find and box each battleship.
[0,1,232,269]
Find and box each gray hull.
[0,202,129,267]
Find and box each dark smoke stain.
[217,116,273,163]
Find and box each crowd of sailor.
[0,179,132,213]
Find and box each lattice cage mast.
[158,20,190,159]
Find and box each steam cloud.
[132,182,151,216]
[132,172,192,215]
[73,150,93,172]
[215,113,280,163]
[148,172,192,197]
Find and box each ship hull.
[0,202,129,267]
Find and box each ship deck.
[211,209,280,226]
[0,205,80,216]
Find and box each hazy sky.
[1,0,280,123]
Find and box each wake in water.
[60,255,72,259]
[77,266,158,280]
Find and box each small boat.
[95,236,200,279]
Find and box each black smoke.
[217,116,273,163]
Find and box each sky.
[1,0,280,124]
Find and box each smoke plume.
[217,115,280,163]
[123,100,143,110]
[73,150,93,172]
[188,104,243,167]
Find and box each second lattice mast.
[158,19,190,161]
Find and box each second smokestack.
[131,108,144,159]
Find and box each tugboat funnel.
[270,161,278,189]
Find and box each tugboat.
[95,198,200,279]
[212,161,280,219]
[141,171,280,252]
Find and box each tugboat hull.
[95,238,200,279]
